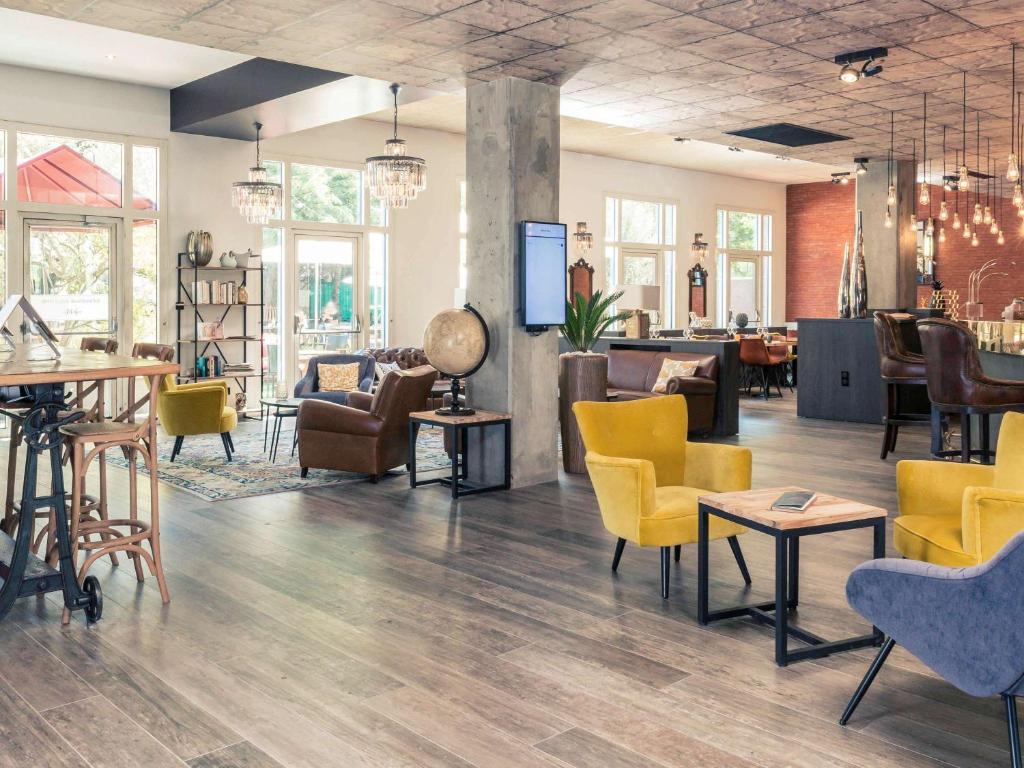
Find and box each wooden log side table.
[408,410,511,499]
[697,486,887,667]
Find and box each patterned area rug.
[106,426,452,502]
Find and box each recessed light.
[105,53,117,60]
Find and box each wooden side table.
[408,410,511,499]
[697,486,887,667]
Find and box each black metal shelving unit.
[175,253,265,417]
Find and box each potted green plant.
[558,290,630,473]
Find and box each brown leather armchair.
[874,312,930,460]
[919,318,1024,463]
[296,365,438,481]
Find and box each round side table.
[261,397,304,463]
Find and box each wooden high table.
[0,346,178,623]
[697,487,886,667]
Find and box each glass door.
[294,232,361,379]
[23,216,119,345]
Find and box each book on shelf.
[192,280,242,304]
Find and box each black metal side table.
[697,486,887,667]
[408,409,511,499]
[261,397,303,463]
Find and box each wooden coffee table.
[697,486,887,667]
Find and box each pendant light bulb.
[926,217,935,235]
[963,222,971,238]
[884,207,893,228]
[887,185,897,206]
[938,226,946,243]
[991,219,1000,234]
[919,184,930,205]
[939,200,949,221]
[958,164,970,191]
[953,211,962,229]
[971,231,979,246]
[998,229,1006,244]
[1014,183,1023,207]
[984,205,993,225]
[973,203,983,224]
[1008,155,1019,182]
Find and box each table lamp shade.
[617,284,661,311]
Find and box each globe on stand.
[422,304,490,416]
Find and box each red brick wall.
[786,181,1024,321]
[785,181,856,321]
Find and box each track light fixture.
[835,47,887,83]
[831,172,851,184]
[855,158,869,175]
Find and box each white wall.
[0,63,788,353]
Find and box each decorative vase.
[188,231,213,266]
[219,251,237,268]
[237,285,249,305]
[837,241,851,318]
[232,249,250,268]
[558,352,608,474]
[852,211,868,318]
[235,392,246,413]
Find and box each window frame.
[715,206,774,327]
[604,192,677,327]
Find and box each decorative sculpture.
[852,211,869,319]
[966,260,1009,320]
[837,241,851,319]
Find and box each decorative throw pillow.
[651,359,699,394]
[317,362,361,392]
[375,360,401,380]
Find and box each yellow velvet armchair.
[573,395,753,598]
[156,376,238,462]
[895,412,1024,567]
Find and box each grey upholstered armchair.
[840,531,1024,767]
[294,354,375,406]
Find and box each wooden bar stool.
[58,343,173,623]
[873,313,930,460]
[919,318,1024,463]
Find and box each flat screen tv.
[519,221,566,331]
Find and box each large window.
[0,124,166,352]
[716,208,773,326]
[605,195,676,328]
[261,156,390,388]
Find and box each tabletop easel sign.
[0,294,62,360]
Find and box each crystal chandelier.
[232,122,282,225]
[572,222,594,256]
[366,83,426,209]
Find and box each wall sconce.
[689,232,708,264]
[571,221,593,256]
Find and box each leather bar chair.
[57,342,172,623]
[738,337,783,399]
[918,318,1024,463]
[874,313,930,460]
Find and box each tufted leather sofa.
[606,349,719,435]
[358,347,451,409]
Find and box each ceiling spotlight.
[831,172,851,185]
[105,53,117,60]
[728,146,742,152]
[855,158,868,175]
[775,155,791,161]
[674,136,691,143]
[834,47,887,84]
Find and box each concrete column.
[465,77,560,488]
[856,158,917,310]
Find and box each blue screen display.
[521,222,566,327]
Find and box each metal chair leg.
[673,544,681,563]
[220,432,233,461]
[840,637,895,725]
[169,435,184,462]
[660,546,670,599]
[727,535,752,584]
[1006,695,1022,768]
[611,538,626,571]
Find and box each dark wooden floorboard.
[0,396,1008,768]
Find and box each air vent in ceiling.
[726,122,850,147]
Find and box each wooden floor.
[0,395,1011,768]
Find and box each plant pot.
[558,351,608,474]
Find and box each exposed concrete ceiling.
[4,0,1023,177]
[366,92,832,183]
[0,7,248,88]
